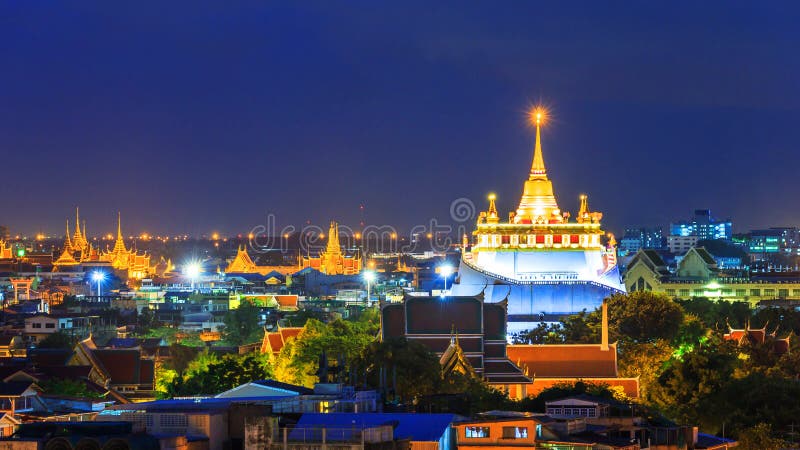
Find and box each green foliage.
[605,292,684,344]
[37,332,74,349]
[166,344,200,375]
[137,307,159,333]
[39,378,103,399]
[511,322,563,344]
[166,351,273,396]
[618,340,674,400]
[648,336,739,431]
[357,338,441,401]
[736,423,785,450]
[274,318,375,387]
[284,309,327,327]
[676,297,750,329]
[520,381,622,412]
[222,300,263,345]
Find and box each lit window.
[502,427,528,439]
[465,426,490,438]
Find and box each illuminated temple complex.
[451,109,624,335]
[226,220,361,277]
[53,209,155,279]
[300,220,362,275]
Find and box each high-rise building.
[669,209,732,241]
[619,227,664,254]
[748,227,800,257]
[451,108,624,335]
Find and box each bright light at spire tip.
[528,105,549,127]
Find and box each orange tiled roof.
[507,344,618,378]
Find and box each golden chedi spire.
[72,207,86,251]
[111,212,128,254]
[325,220,342,256]
[486,194,499,224]
[64,219,74,253]
[515,106,561,224]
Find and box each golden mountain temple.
[451,107,624,335]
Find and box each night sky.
[2,2,799,238]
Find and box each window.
[793,289,800,297]
[159,414,188,428]
[736,289,746,297]
[502,427,528,439]
[765,289,775,296]
[32,323,42,329]
[666,289,675,296]
[45,323,55,329]
[536,424,542,438]
[751,289,761,296]
[465,427,490,438]
[61,323,66,329]
[778,289,789,298]
[679,289,690,297]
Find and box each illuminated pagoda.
[451,107,624,335]
[52,210,155,279]
[100,212,154,279]
[225,246,298,276]
[300,220,362,275]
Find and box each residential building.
[620,227,664,254]
[669,209,732,241]
[667,235,699,255]
[625,247,800,303]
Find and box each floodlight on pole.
[91,271,106,297]
[363,271,376,303]
[439,264,454,295]
[184,262,202,290]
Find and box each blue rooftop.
[292,413,458,442]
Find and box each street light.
[363,271,376,304]
[184,262,202,290]
[439,264,454,296]
[91,271,106,297]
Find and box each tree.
[167,351,273,397]
[137,307,158,333]
[39,378,103,399]
[618,340,674,400]
[356,338,441,401]
[37,332,74,349]
[222,300,263,345]
[273,318,376,387]
[736,423,785,450]
[648,336,738,431]
[605,292,684,344]
[512,322,563,344]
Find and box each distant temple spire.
[530,109,546,178]
[112,212,127,254]
[64,219,73,251]
[326,220,341,256]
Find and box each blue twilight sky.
[1,1,799,237]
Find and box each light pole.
[363,271,376,304]
[439,264,454,296]
[184,262,201,291]
[91,271,106,298]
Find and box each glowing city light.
[91,271,106,283]
[439,265,454,278]
[91,271,106,297]
[184,262,202,279]
[528,105,549,127]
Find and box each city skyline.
[2,2,799,235]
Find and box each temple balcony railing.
[460,258,625,294]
